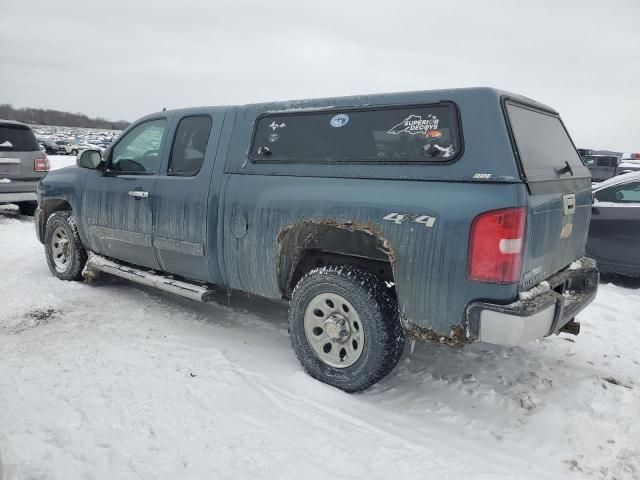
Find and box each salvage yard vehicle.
[0,120,50,216]
[582,154,620,182]
[34,88,599,392]
[587,172,640,277]
[617,153,640,176]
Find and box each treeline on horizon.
[0,104,129,130]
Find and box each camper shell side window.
[249,102,462,164]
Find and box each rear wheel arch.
[277,221,397,299]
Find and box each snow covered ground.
[47,154,77,170]
[1,158,639,479]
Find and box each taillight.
[34,156,50,172]
[467,207,526,284]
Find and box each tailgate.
[504,100,593,289]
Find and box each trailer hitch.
[559,319,580,336]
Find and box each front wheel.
[70,149,78,156]
[288,265,405,393]
[44,211,87,280]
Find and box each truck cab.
[35,87,599,392]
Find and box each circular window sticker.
[268,133,279,143]
[330,113,349,128]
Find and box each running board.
[84,253,215,302]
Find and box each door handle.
[128,190,149,198]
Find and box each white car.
[618,153,640,175]
[62,142,101,156]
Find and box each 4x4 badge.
[383,212,436,227]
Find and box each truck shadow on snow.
[599,273,640,289]
[92,274,627,417]
[0,204,34,221]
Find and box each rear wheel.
[71,149,78,156]
[17,201,37,216]
[288,265,405,392]
[44,211,87,280]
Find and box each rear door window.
[0,125,39,152]
[168,116,212,176]
[505,102,589,181]
[250,103,461,162]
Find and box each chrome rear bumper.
[466,257,599,346]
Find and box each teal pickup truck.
[35,87,599,391]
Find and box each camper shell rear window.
[250,102,462,163]
[504,101,589,182]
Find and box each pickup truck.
[35,87,599,392]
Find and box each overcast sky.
[2,0,639,150]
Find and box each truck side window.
[111,119,166,174]
[250,103,460,163]
[168,116,212,176]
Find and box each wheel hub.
[303,292,364,368]
[50,226,71,271]
[324,314,351,342]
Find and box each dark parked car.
[35,88,599,391]
[587,172,640,276]
[0,120,50,215]
[38,139,61,155]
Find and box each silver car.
[0,120,50,215]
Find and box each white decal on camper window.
[424,143,455,158]
[268,121,286,131]
[330,114,349,128]
[387,114,440,135]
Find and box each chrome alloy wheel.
[303,292,364,368]
[51,225,71,271]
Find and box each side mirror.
[77,149,103,169]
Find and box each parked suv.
[0,120,50,215]
[34,88,599,391]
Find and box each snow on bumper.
[466,257,599,346]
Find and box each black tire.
[71,149,78,156]
[44,211,87,280]
[288,265,405,393]
[17,201,37,216]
